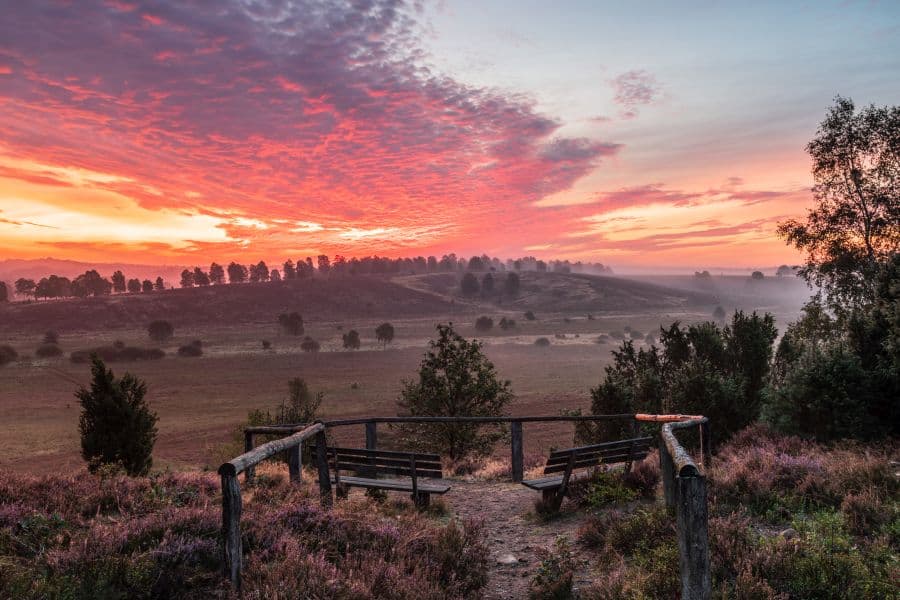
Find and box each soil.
[443,480,595,599]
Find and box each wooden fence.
[659,417,711,600]
[221,414,711,594]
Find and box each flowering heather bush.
[529,536,577,600]
[0,467,490,599]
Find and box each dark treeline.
[4,253,611,301]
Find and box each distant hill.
[0,276,461,334]
[398,271,718,312]
[0,258,186,290]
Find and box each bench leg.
[542,488,564,511]
[412,492,430,510]
[335,483,349,499]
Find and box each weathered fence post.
[315,429,333,508]
[365,421,377,450]
[659,436,676,509]
[701,421,712,468]
[243,431,254,483]
[676,473,710,600]
[220,472,242,589]
[510,420,524,482]
[287,443,302,482]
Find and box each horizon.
[2,1,898,268]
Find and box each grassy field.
[0,273,806,474]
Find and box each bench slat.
[334,462,443,479]
[547,437,651,460]
[543,450,648,474]
[327,447,440,461]
[332,455,441,471]
[544,448,650,471]
[333,476,451,494]
[544,444,650,467]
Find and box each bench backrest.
[543,436,652,475]
[328,447,443,479]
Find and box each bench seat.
[332,475,451,494]
[521,471,596,491]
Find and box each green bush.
[77,357,158,476]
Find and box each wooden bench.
[522,436,652,509]
[326,446,450,508]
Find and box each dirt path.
[446,480,595,599]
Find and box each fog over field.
[0,267,808,473]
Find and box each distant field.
[0,272,807,474]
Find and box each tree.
[250,261,269,282]
[179,269,194,288]
[375,322,394,348]
[77,356,158,475]
[15,278,36,300]
[209,262,225,285]
[227,262,248,284]
[777,96,900,313]
[0,345,17,366]
[397,324,514,459]
[504,272,521,297]
[126,278,142,294]
[342,329,361,350]
[279,378,323,423]
[270,269,281,282]
[300,336,320,352]
[111,270,126,293]
[460,272,480,296]
[147,320,174,342]
[283,260,296,280]
[776,265,795,277]
[481,273,495,294]
[72,270,112,297]
[193,267,210,286]
[141,279,153,293]
[278,312,304,336]
[317,255,330,275]
[713,305,726,320]
[0,281,7,303]
[154,276,165,291]
[751,271,765,280]
[475,316,494,332]
[467,256,486,271]
[588,311,777,446]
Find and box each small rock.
[779,528,798,540]
[496,554,518,566]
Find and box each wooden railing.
[224,413,711,595]
[218,422,325,589]
[659,417,711,600]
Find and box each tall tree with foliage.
[375,322,394,348]
[111,270,126,293]
[76,356,158,475]
[397,323,514,459]
[778,96,899,314]
[0,281,7,303]
[587,312,777,446]
[209,262,225,285]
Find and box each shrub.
[76,356,158,476]
[713,305,726,320]
[261,339,271,350]
[300,337,320,353]
[147,320,174,342]
[35,343,63,358]
[397,323,513,460]
[342,329,360,350]
[534,337,551,347]
[375,322,394,348]
[568,470,638,510]
[277,312,304,336]
[628,329,642,339]
[524,311,536,321]
[177,340,203,357]
[474,316,493,332]
[608,330,623,339]
[529,536,576,600]
[460,272,480,296]
[43,331,59,344]
[0,344,17,366]
[499,317,516,330]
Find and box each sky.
[0,0,898,272]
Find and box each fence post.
[288,443,302,483]
[510,420,524,482]
[659,436,676,509]
[365,421,377,450]
[315,429,333,508]
[701,422,712,468]
[243,431,254,483]
[221,473,242,589]
[676,474,710,600]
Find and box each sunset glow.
[1,1,898,269]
